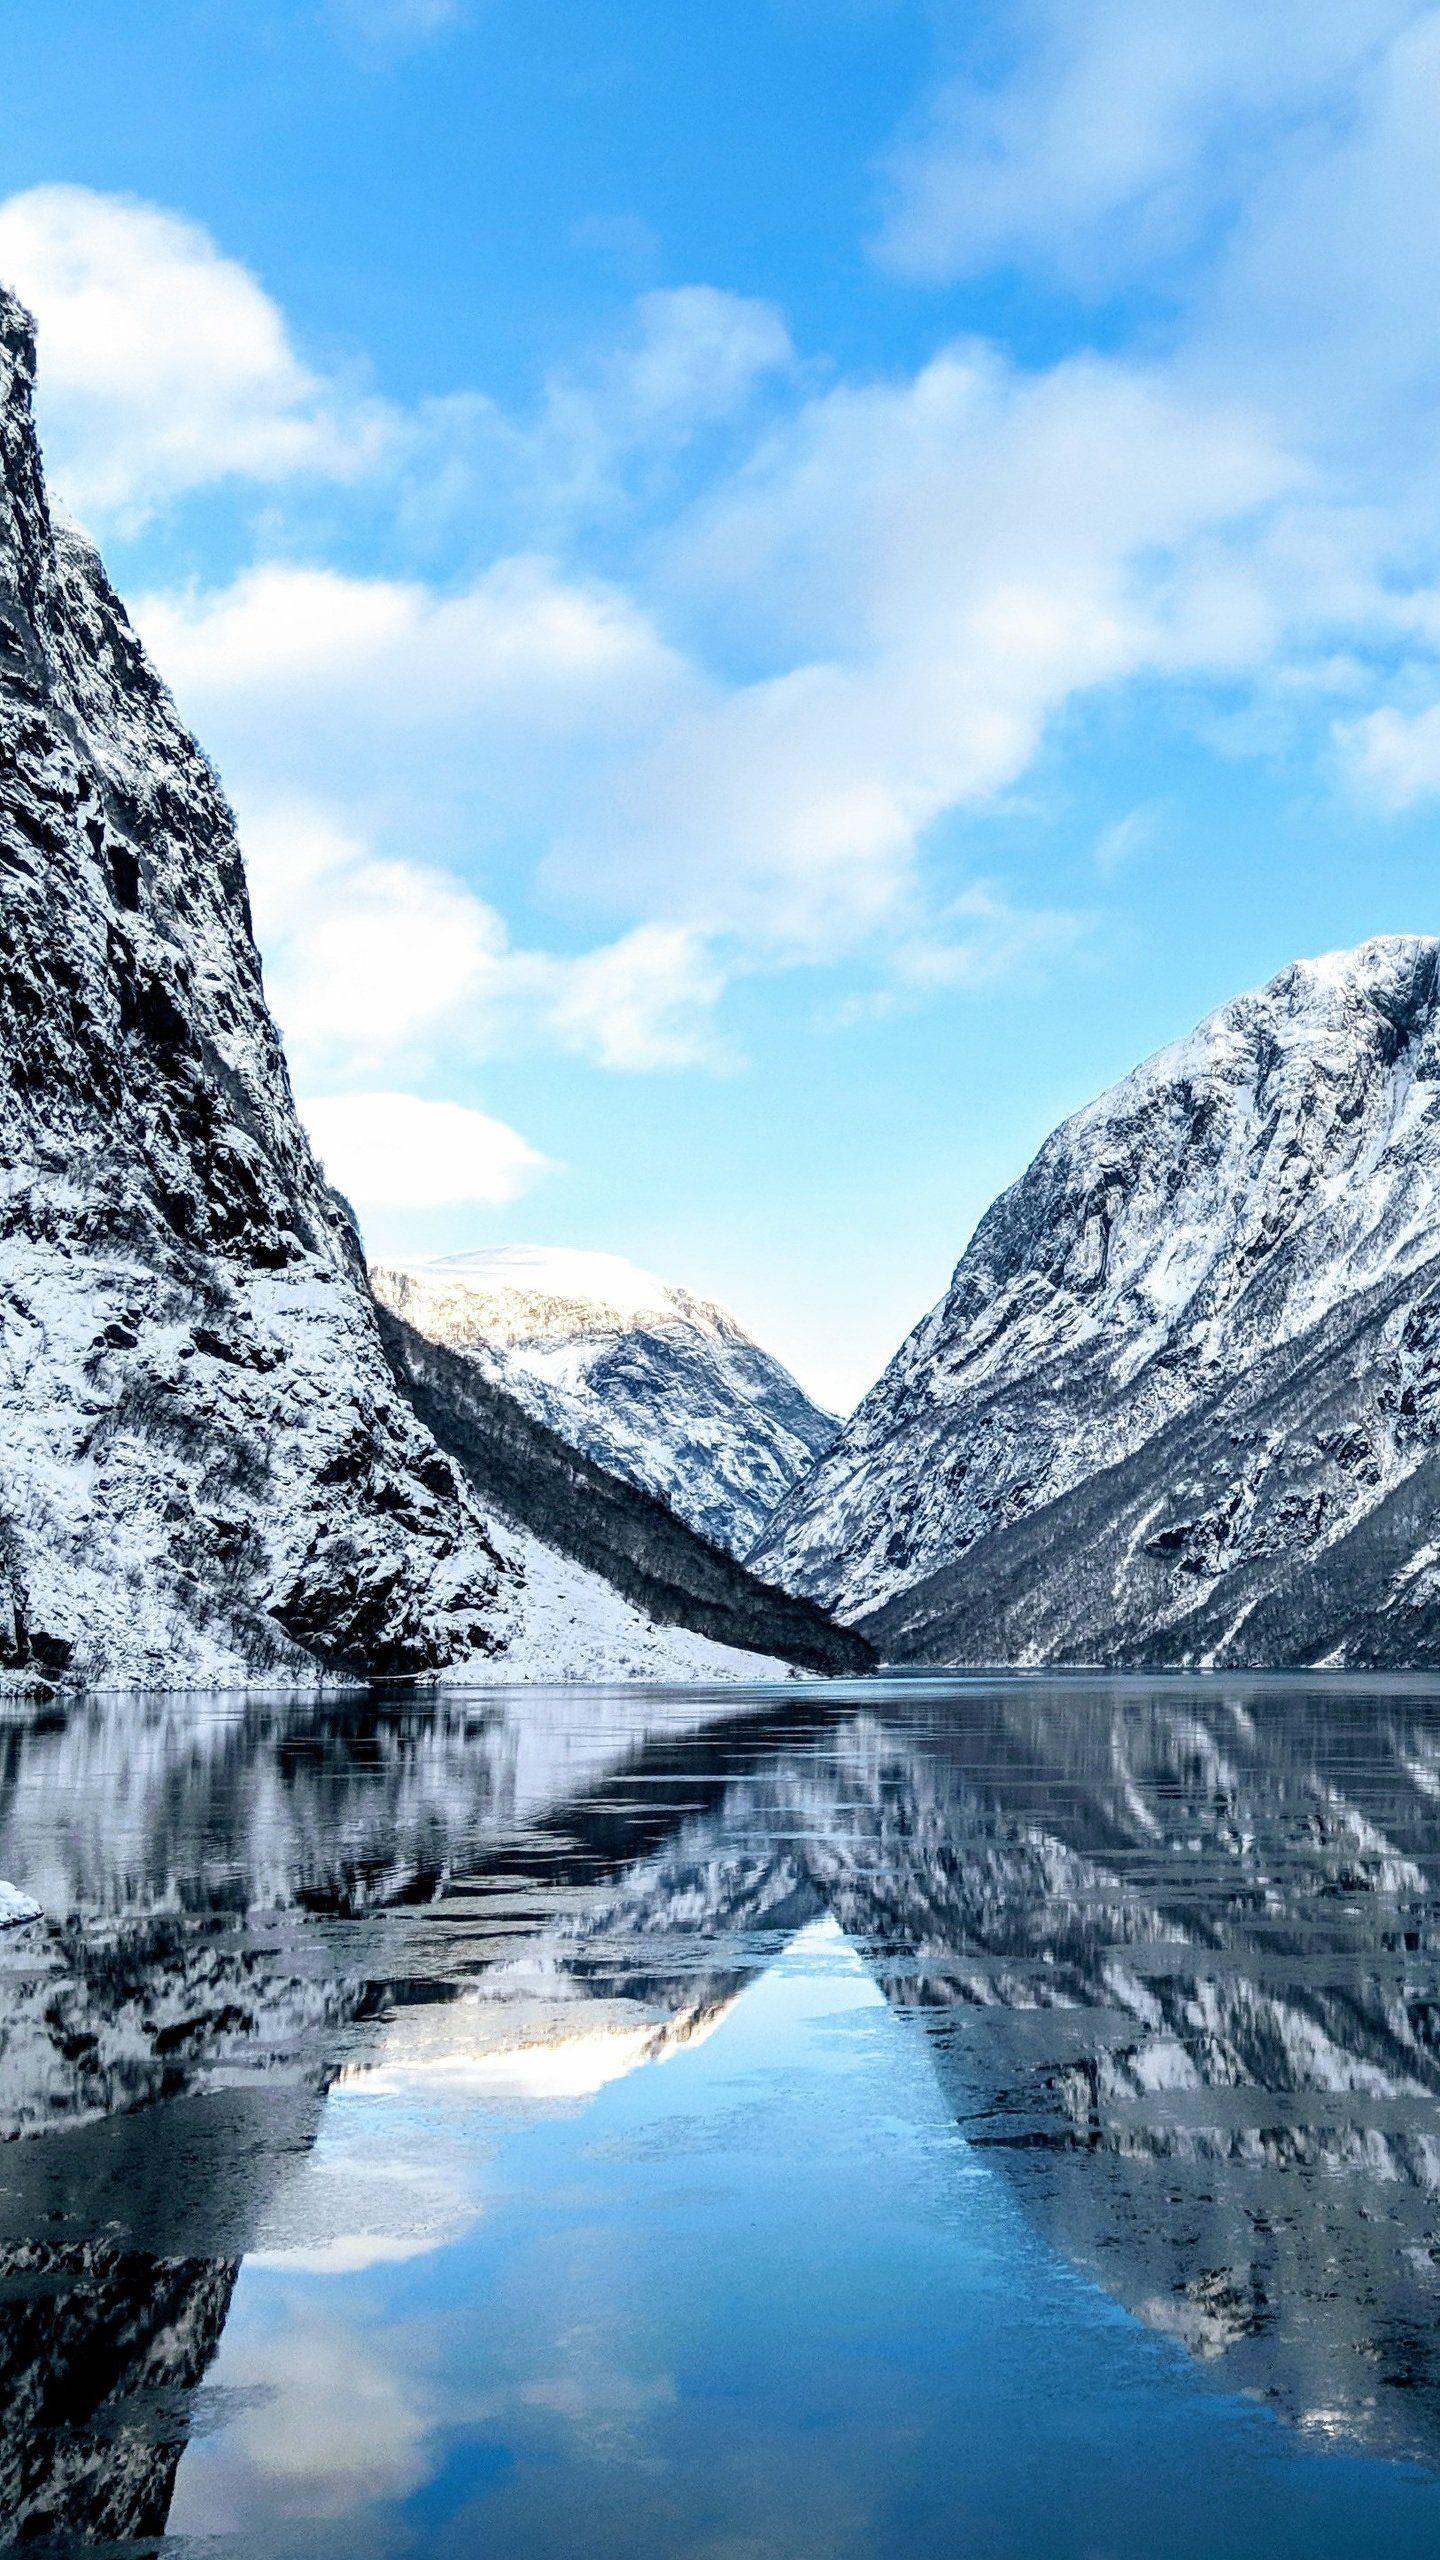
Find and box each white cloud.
[302,1091,549,1210]
[578,284,793,447]
[875,0,1418,286]
[4,180,1237,1043]
[15,175,1352,1102]
[1184,14,1440,460]
[407,284,795,536]
[249,2230,442,2276]
[137,556,691,829]
[241,797,727,1084]
[0,183,789,547]
[547,923,729,1069]
[874,1,1440,573]
[241,801,510,1077]
[1336,701,1440,811]
[141,335,1294,1037]
[140,554,680,723]
[170,2309,433,2528]
[0,186,386,524]
[574,345,1292,949]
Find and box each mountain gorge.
[12,243,1440,1684]
[377,1300,870,1675]
[755,936,1440,1669]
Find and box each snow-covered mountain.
[753,936,1440,1667]
[371,1246,837,1559]
[0,282,799,1690]
[377,1300,872,1674]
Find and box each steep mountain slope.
[371,1246,837,1558]
[0,283,794,1689]
[378,1305,873,1675]
[863,1247,1440,1668]
[753,936,1440,1666]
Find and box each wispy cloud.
[26,115,1432,1139]
[0,186,388,525]
[1095,804,1167,877]
[1336,701,1440,812]
[234,796,727,1085]
[574,343,1291,951]
[326,0,469,57]
[873,0,1417,287]
[833,884,1091,1022]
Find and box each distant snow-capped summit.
[752,934,1440,1668]
[371,1245,837,1560]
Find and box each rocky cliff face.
[0,281,524,1686]
[753,937,1440,1666]
[0,286,793,1688]
[371,1246,836,1560]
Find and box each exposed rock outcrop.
[0,281,521,1686]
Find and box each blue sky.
[8,0,1440,1406]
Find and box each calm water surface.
[2,1675,1440,2555]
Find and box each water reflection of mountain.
[0,1684,780,2545]
[840,1695,1440,2469]
[5,1678,1440,2539]
[521,1685,1440,2470]
[0,2241,236,2543]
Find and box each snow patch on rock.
[477,1523,791,1684]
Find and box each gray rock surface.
[0,280,521,1687]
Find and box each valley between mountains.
[6,266,1440,1684]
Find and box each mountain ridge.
[378,1304,873,1676]
[754,933,1440,1667]
[1,280,511,1686]
[372,1244,837,1562]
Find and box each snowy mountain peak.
[372,1246,836,1561]
[1282,931,1439,1003]
[752,935,1440,1655]
[386,1244,734,1346]
[1088,932,1440,1142]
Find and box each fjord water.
[4,1682,1440,2553]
